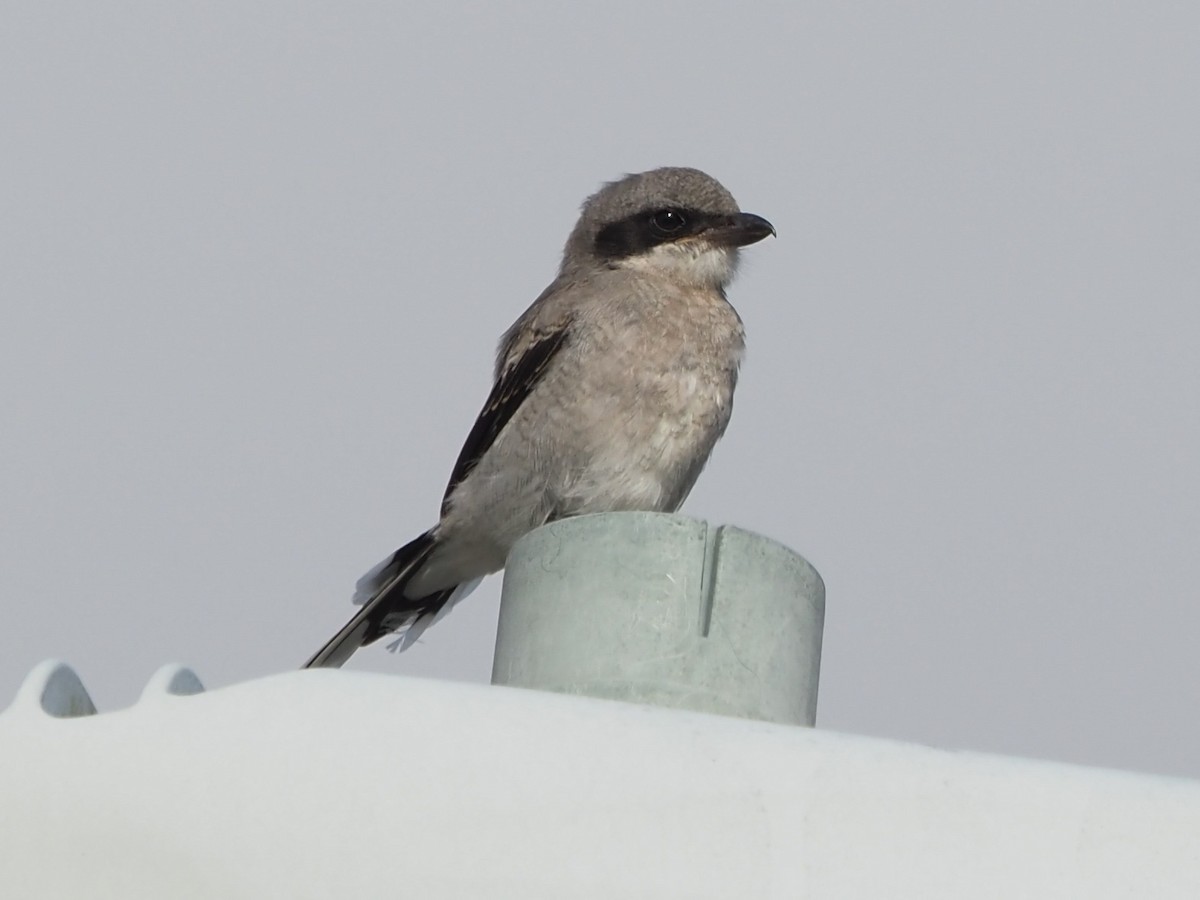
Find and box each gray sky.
[3,3,1197,778]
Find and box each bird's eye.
[650,209,687,234]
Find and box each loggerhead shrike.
[305,167,774,668]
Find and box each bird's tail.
[303,531,457,669]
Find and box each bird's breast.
[540,287,745,512]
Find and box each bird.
[304,167,775,668]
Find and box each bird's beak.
[705,212,776,247]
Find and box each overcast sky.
[3,3,1197,778]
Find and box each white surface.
[2,666,1198,899]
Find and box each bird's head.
[561,167,775,289]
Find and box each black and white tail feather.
[303,532,459,669]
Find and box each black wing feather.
[441,326,571,514]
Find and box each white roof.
[3,661,1198,899]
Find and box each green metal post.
[491,512,824,726]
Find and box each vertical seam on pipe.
[698,524,723,637]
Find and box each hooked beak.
[704,212,776,248]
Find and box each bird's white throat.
[619,240,739,288]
